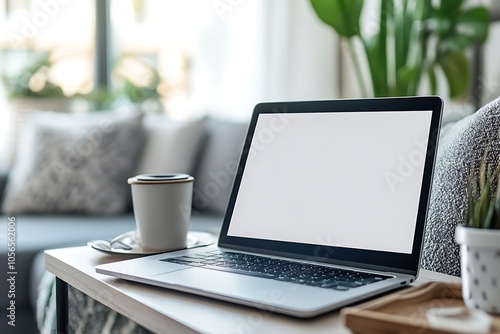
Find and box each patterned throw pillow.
[421,97,500,276]
[2,110,145,214]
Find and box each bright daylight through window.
[0,0,203,166]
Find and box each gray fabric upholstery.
[0,165,8,205]
[2,111,145,214]
[421,97,500,276]
[193,118,248,214]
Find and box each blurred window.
[0,0,95,97]
[109,0,194,116]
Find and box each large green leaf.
[394,0,413,73]
[395,65,420,96]
[363,34,387,96]
[456,7,489,43]
[309,0,363,38]
[438,0,464,17]
[374,0,391,96]
[438,51,470,98]
[440,34,477,53]
[439,7,489,54]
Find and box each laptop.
[97,96,443,318]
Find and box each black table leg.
[55,277,68,334]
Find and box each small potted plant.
[456,153,500,314]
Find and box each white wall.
[188,0,339,121]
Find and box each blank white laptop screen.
[227,111,433,254]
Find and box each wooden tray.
[341,282,500,334]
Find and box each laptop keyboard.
[160,251,390,291]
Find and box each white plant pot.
[455,225,500,314]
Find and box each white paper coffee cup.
[128,174,194,251]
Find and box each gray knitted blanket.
[37,272,153,334]
[421,97,500,276]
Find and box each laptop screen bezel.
[217,97,443,275]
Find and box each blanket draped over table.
[37,272,153,334]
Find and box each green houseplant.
[82,54,163,112]
[2,51,73,112]
[309,0,490,98]
[456,154,500,314]
[2,52,65,99]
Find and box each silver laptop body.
[97,97,443,318]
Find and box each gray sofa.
[0,116,248,334]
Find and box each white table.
[45,246,461,334]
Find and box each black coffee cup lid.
[136,174,190,181]
[128,173,193,184]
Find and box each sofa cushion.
[421,97,500,276]
[1,109,145,215]
[135,115,206,175]
[192,118,248,214]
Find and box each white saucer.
[88,231,215,255]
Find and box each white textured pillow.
[1,109,145,214]
[135,115,206,175]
